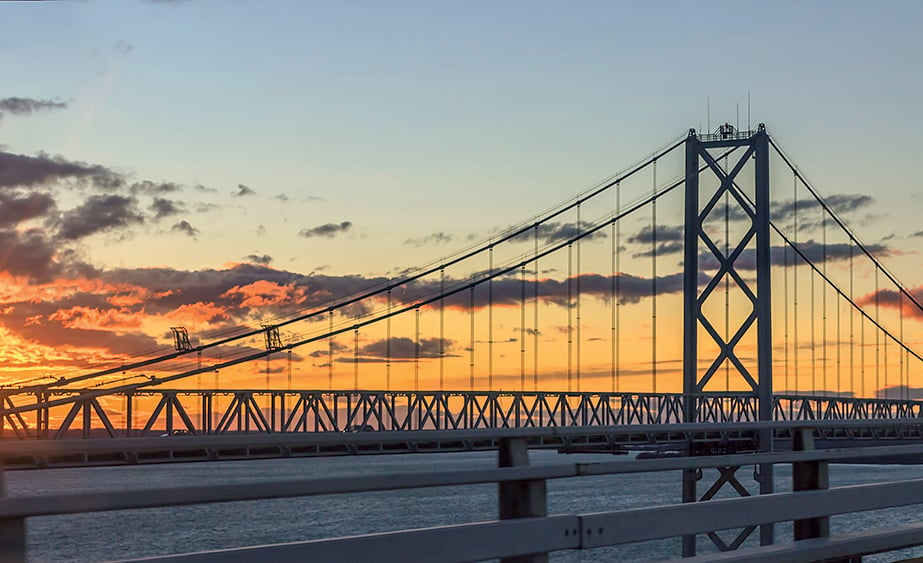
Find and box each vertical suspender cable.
[811,252,816,395]
[793,172,799,392]
[651,157,657,394]
[386,291,392,391]
[488,242,494,390]
[470,286,475,390]
[353,320,359,391]
[576,202,582,392]
[520,261,526,392]
[883,284,889,399]
[875,270,880,397]
[533,225,539,391]
[414,306,420,392]
[328,310,334,389]
[836,277,841,396]
[440,268,445,391]
[861,310,866,398]
[900,291,905,400]
[567,243,573,392]
[850,245,855,395]
[615,182,621,393]
[287,349,293,391]
[822,213,828,395]
[784,242,790,393]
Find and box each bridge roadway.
[3,418,923,470]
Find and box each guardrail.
[5,422,923,561]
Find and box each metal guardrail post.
[498,438,548,563]
[0,467,25,563]
[792,427,829,540]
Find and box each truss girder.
[2,390,922,439]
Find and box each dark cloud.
[299,221,352,238]
[404,232,452,247]
[627,225,685,257]
[0,151,123,190]
[149,197,184,219]
[857,287,923,320]
[0,191,55,227]
[699,240,888,271]
[628,225,684,245]
[360,337,456,359]
[772,194,873,225]
[57,195,143,240]
[234,184,255,197]
[633,240,685,258]
[512,221,607,245]
[0,229,59,280]
[130,181,182,195]
[171,220,199,238]
[307,342,350,358]
[245,254,273,265]
[0,97,67,120]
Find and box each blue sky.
[1,0,922,390]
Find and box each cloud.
[0,151,123,190]
[404,232,452,247]
[360,337,456,359]
[149,197,184,219]
[245,254,272,265]
[57,195,144,240]
[233,184,255,197]
[299,221,352,238]
[628,225,684,245]
[130,180,182,195]
[857,286,923,320]
[0,97,68,120]
[0,229,61,281]
[113,40,133,54]
[699,240,889,271]
[0,191,56,227]
[511,221,606,245]
[171,220,199,238]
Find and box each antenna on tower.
[747,91,751,131]
[707,96,711,133]
[737,103,740,132]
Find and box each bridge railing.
[5,422,923,561]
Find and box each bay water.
[6,450,923,561]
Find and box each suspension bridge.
[1,124,919,438]
[4,124,923,560]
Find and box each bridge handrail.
[7,434,923,561]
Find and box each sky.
[2,0,923,401]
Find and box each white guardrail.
[4,423,923,562]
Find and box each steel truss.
[1,390,921,440]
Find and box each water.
[6,451,923,562]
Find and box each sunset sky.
[2,0,923,399]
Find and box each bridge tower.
[683,124,773,554]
